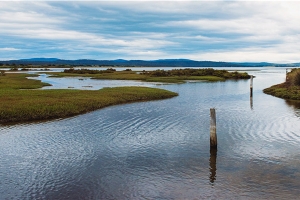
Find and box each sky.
[0,1,300,63]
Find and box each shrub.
[146,68,250,79]
[287,68,300,87]
[106,68,116,72]
[9,67,18,71]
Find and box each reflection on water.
[209,148,217,185]
[28,74,162,90]
[1,68,300,199]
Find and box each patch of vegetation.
[0,73,51,89]
[50,68,250,83]
[63,67,116,74]
[0,73,178,123]
[9,67,19,71]
[141,68,250,79]
[263,68,300,100]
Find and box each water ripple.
[1,69,300,199]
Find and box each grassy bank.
[263,68,300,100]
[48,68,250,83]
[0,73,178,123]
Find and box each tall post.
[250,75,253,97]
[286,68,288,82]
[210,108,217,148]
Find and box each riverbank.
[0,73,178,123]
[263,68,300,100]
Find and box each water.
[28,74,163,90]
[1,68,300,199]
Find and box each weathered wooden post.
[250,75,253,97]
[210,108,217,148]
[286,68,288,82]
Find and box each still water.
[1,68,300,199]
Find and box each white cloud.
[0,47,20,51]
[0,1,300,62]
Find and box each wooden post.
[250,75,253,97]
[210,108,217,148]
[286,68,288,82]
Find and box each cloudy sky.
[0,1,300,63]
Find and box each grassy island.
[49,68,251,83]
[263,68,300,100]
[0,73,178,123]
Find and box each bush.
[106,68,116,72]
[9,67,18,71]
[146,68,250,79]
[64,68,116,74]
[287,68,300,87]
[293,70,300,86]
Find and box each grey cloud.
[0,1,300,62]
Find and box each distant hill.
[19,58,59,62]
[232,62,275,67]
[1,58,300,67]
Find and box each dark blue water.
[1,68,300,199]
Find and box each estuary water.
[0,68,300,199]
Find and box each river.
[0,67,300,199]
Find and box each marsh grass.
[263,68,300,100]
[49,68,248,83]
[0,73,51,89]
[0,73,178,123]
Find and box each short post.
[210,108,217,148]
[250,75,253,97]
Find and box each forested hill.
[0,58,299,67]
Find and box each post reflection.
[250,97,253,110]
[209,148,217,184]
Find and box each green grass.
[143,75,224,83]
[263,68,300,100]
[263,83,300,100]
[49,71,145,80]
[0,73,178,123]
[48,70,231,83]
[0,73,51,89]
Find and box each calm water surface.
[1,68,300,199]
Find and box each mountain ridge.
[1,58,299,67]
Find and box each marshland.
[0,67,300,199]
